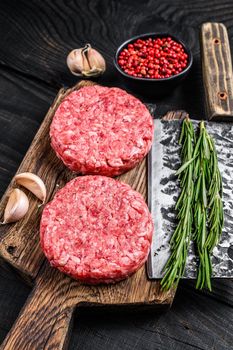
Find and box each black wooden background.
[0,1,232,349]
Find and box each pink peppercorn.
[118,36,188,79]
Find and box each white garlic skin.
[15,172,47,203]
[66,48,85,77]
[83,47,106,77]
[2,189,29,224]
[67,44,106,77]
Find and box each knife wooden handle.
[201,22,233,121]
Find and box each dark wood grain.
[0,68,56,199]
[0,0,209,117]
[0,1,232,350]
[201,22,233,120]
[69,281,233,350]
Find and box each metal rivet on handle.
[213,38,220,45]
[7,245,16,255]
[218,91,228,100]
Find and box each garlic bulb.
[67,44,106,77]
[15,172,47,203]
[2,189,29,224]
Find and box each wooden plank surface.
[0,1,233,350]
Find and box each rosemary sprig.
[161,118,195,291]
[193,121,212,290]
[193,121,223,291]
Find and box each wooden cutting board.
[0,81,182,350]
[0,80,185,350]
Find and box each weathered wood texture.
[201,22,233,121]
[0,1,233,350]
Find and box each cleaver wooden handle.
[201,22,233,121]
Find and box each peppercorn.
[118,37,188,79]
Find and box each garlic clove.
[66,48,84,76]
[15,172,47,203]
[2,189,29,224]
[86,47,106,74]
[67,43,106,77]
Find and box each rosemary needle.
[206,136,224,252]
[193,121,212,290]
[161,117,195,291]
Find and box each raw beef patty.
[40,176,153,284]
[50,85,153,176]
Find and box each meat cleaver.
[147,118,233,279]
[147,22,233,280]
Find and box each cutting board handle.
[0,265,76,350]
[201,22,233,121]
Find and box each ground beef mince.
[40,176,153,284]
[50,86,153,176]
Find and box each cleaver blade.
[147,118,233,280]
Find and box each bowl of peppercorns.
[114,33,193,95]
